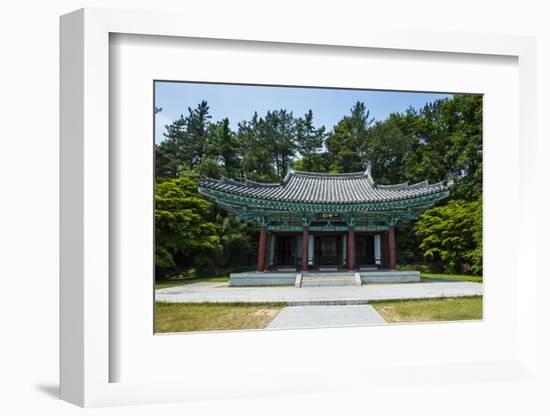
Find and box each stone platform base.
[230,270,421,286]
[360,270,421,283]
[229,272,296,286]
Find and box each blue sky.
[154,82,452,143]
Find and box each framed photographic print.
[60,7,538,408]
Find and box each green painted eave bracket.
[198,186,450,228]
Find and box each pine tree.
[295,110,327,171]
[185,100,211,165]
[326,101,374,172]
[156,101,212,176]
[238,113,276,181]
[206,118,241,178]
[364,114,414,184]
[260,110,297,179]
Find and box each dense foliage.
[155,175,221,275]
[415,197,482,275]
[155,94,483,277]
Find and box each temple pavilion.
[198,163,452,274]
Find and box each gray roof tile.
[199,168,452,204]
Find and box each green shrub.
[414,197,482,275]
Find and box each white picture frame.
[60,8,538,407]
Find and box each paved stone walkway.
[267,305,386,329]
[156,281,482,304]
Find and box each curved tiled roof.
[199,166,452,205]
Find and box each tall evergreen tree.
[438,95,483,200]
[295,110,327,172]
[364,114,414,184]
[156,101,212,177]
[238,113,276,182]
[326,101,374,172]
[261,109,297,179]
[185,100,211,166]
[207,118,241,178]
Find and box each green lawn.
[420,273,483,283]
[155,302,286,333]
[155,276,229,290]
[371,296,483,323]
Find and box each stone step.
[302,274,355,279]
[299,271,362,288]
[301,276,355,281]
[301,278,356,282]
[301,278,356,284]
[301,282,358,288]
[300,274,358,288]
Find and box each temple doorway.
[355,235,375,266]
[274,235,298,267]
[314,235,343,266]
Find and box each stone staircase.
[298,272,361,288]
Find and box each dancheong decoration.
[198,162,452,233]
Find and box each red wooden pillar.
[301,227,309,271]
[388,227,397,270]
[257,227,268,272]
[347,227,356,270]
[380,232,387,268]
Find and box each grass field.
[421,273,483,283]
[371,296,483,323]
[155,302,286,333]
[155,276,229,290]
[155,297,482,333]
